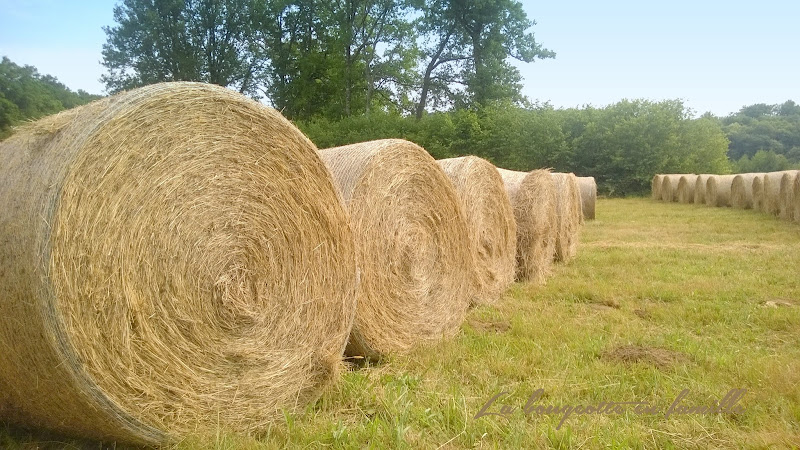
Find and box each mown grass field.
[4,197,800,449]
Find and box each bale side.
[794,174,800,223]
[437,156,516,305]
[498,168,557,283]
[706,175,736,207]
[694,174,713,204]
[730,173,765,209]
[660,174,684,202]
[577,176,597,220]
[778,170,800,220]
[0,82,358,445]
[652,175,663,200]
[764,171,794,215]
[676,175,698,204]
[319,139,475,359]
[753,175,766,212]
[550,172,582,262]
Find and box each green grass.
[4,198,800,449]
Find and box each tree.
[101,0,259,95]
[414,0,554,117]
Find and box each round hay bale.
[752,175,766,212]
[705,175,736,207]
[318,139,475,359]
[0,82,358,445]
[794,174,800,223]
[730,173,765,209]
[550,172,582,262]
[437,156,516,305]
[651,175,663,200]
[676,175,699,204]
[497,168,557,283]
[763,171,795,215]
[693,174,714,204]
[778,170,800,220]
[576,176,597,220]
[660,174,685,202]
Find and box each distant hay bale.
[730,173,765,209]
[794,174,800,223]
[676,175,698,203]
[0,82,358,445]
[497,168,557,283]
[763,171,795,215]
[778,170,800,220]
[693,174,714,204]
[705,175,736,207]
[660,174,684,202]
[651,175,663,200]
[752,175,766,212]
[319,139,474,359]
[576,176,597,220]
[437,156,516,305]
[550,173,582,262]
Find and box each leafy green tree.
[101,0,259,95]
[733,150,793,173]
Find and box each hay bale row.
[778,170,800,220]
[706,175,736,207]
[731,173,765,209]
[577,176,597,220]
[676,175,699,203]
[0,82,359,445]
[660,174,685,202]
[694,174,714,204]
[497,168,557,284]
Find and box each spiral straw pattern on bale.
[752,176,766,212]
[497,168,557,283]
[318,139,475,359]
[693,174,714,204]
[577,176,597,220]
[731,173,765,209]
[550,173,582,262]
[651,175,663,200]
[794,175,800,223]
[676,175,698,204]
[0,82,358,445]
[763,171,795,215]
[705,175,736,207]
[437,156,516,305]
[778,171,800,220]
[660,174,684,202]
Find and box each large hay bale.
[660,174,684,202]
[497,168,557,283]
[550,173,582,262]
[730,173,765,209]
[778,170,800,220]
[577,176,597,220]
[752,175,766,212]
[763,171,795,215]
[705,175,736,207]
[676,174,698,203]
[651,175,663,200]
[794,174,800,223]
[437,156,516,305]
[318,139,475,359]
[693,174,714,204]
[0,83,358,445]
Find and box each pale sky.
[1,0,798,117]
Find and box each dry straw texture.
[763,171,796,215]
[651,175,663,200]
[731,173,765,209]
[778,171,799,220]
[660,174,685,202]
[497,168,557,283]
[318,139,475,359]
[794,174,800,223]
[693,174,714,204]
[705,175,736,207]
[550,172,582,262]
[577,176,597,220]
[676,175,698,204]
[437,156,516,305]
[0,82,359,445]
